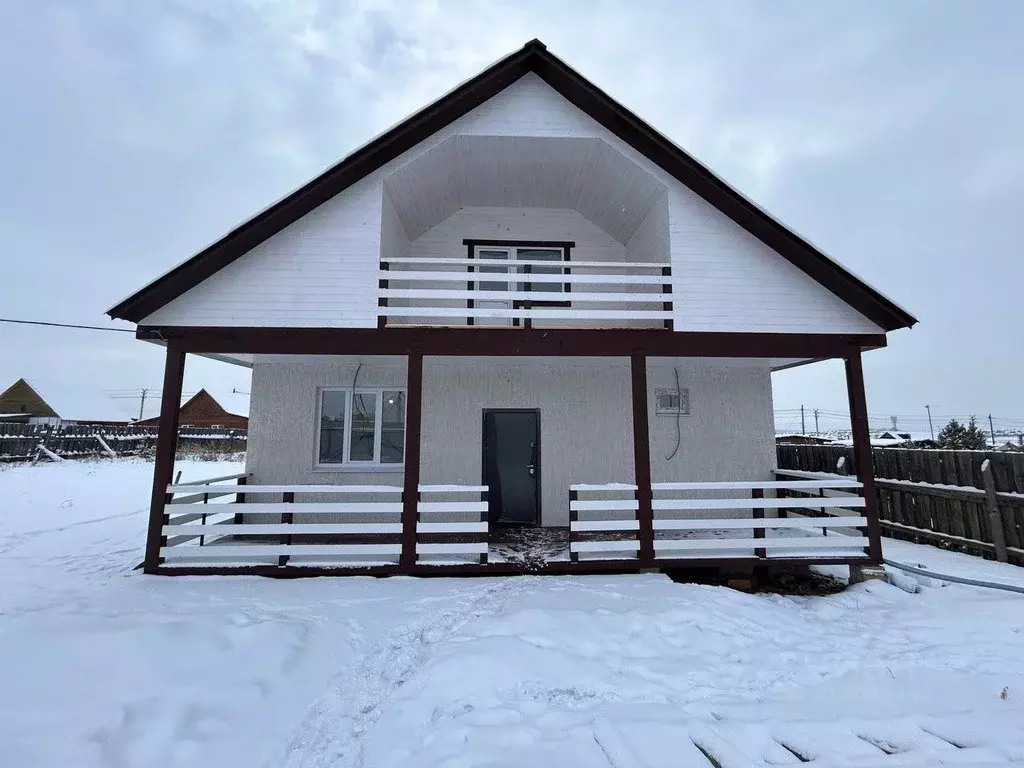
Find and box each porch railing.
[570,479,870,563]
[158,476,490,569]
[379,256,673,328]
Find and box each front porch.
[141,328,884,576]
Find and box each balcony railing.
[378,256,673,329]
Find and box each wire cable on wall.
[665,366,682,461]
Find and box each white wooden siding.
[143,71,885,334]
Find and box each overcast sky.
[1,1,1021,432]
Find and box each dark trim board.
[153,556,872,578]
[137,326,887,358]
[108,40,916,331]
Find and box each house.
[0,378,131,426]
[136,389,248,429]
[107,40,916,577]
[774,435,833,446]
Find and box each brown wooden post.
[630,354,655,565]
[143,342,186,574]
[278,491,294,567]
[479,489,489,565]
[569,488,579,563]
[401,351,424,571]
[982,459,1009,563]
[377,262,389,329]
[845,351,883,562]
[752,488,766,558]
[661,266,673,331]
[233,475,247,524]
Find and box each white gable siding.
[142,72,883,333]
[142,176,385,327]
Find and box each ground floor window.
[316,388,405,467]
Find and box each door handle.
[527,464,535,477]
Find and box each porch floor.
[489,525,570,568]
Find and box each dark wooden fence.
[0,422,247,463]
[778,443,1024,565]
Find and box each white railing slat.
[418,485,489,493]
[416,521,488,533]
[380,270,670,286]
[168,484,402,495]
[652,517,868,531]
[381,257,670,270]
[160,544,402,559]
[163,523,403,536]
[381,307,672,320]
[210,502,403,515]
[383,288,666,304]
[569,499,640,512]
[417,501,488,513]
[570,519,640,532]
[652,479,863,491]
[653,537,869,552]
[652,497,865,511]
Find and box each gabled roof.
[108,39,917,331]
[0,378,134,423]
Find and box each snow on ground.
[2,459,1024,767]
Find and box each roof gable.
[0,378,133,422]
[109,39,916,332]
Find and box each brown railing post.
[523,264,533,329]
[144,342,185,574]
[378,262,389,329]
[401,351,424,571]
[479,489,489,564]
[630,354,655,565]
[845,351,883,562]
[278,491,294,567]
[661,266,673,330]
[752,488,766,558]
[199,492,209,547]
[569,489,579,563]
[982,459,1009,563]
[233,475,247,524]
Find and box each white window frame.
[313,387,405,471]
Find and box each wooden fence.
[778,443,1024,566]
[0,422,247,463]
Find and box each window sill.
[311,464,404,474]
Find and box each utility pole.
[800,405,806,435]
[813,408,820,435]
[138,388,148,421]
[925,405,935,441]
[989,414,997,447]
[890,415,898,430]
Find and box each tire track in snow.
[279,578,525,768]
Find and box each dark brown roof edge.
[108,38,916,331]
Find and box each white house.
[108,40,916,577]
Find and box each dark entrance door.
[482,409,540,525]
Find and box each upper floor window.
[316,388,405,467]
[464,241,573,325]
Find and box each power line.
[1,317,134,333]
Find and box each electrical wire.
[1,318,133,332]
[665,366,682,461]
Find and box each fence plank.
[982,460,1009,562]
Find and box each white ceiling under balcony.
[383,135,667,243]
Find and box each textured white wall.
[246,355,777,526]
[144,72,884,334]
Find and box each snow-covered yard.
[2,459,1024,767]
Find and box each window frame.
[313,387,406,471]
[463,239,574,326]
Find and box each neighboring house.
[108,40,916,576]
[774,435,833,446]
[0,378,130,425]
[137,389,248,429]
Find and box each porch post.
[845,350,883,563]
[144,342,185,574]
[630,353,655,564]
[401,351,424,571]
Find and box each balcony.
[378,254,673,329]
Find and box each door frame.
[481,408,541,525]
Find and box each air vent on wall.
[655,388,689,416]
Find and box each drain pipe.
[883,558,1024,596]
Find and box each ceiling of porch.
[383,136,667,243]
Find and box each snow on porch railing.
[569,484,641,561]
[160,483,404,568]
[379,256,673,329]
[651,480,869,560]
[416,485,489,564]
